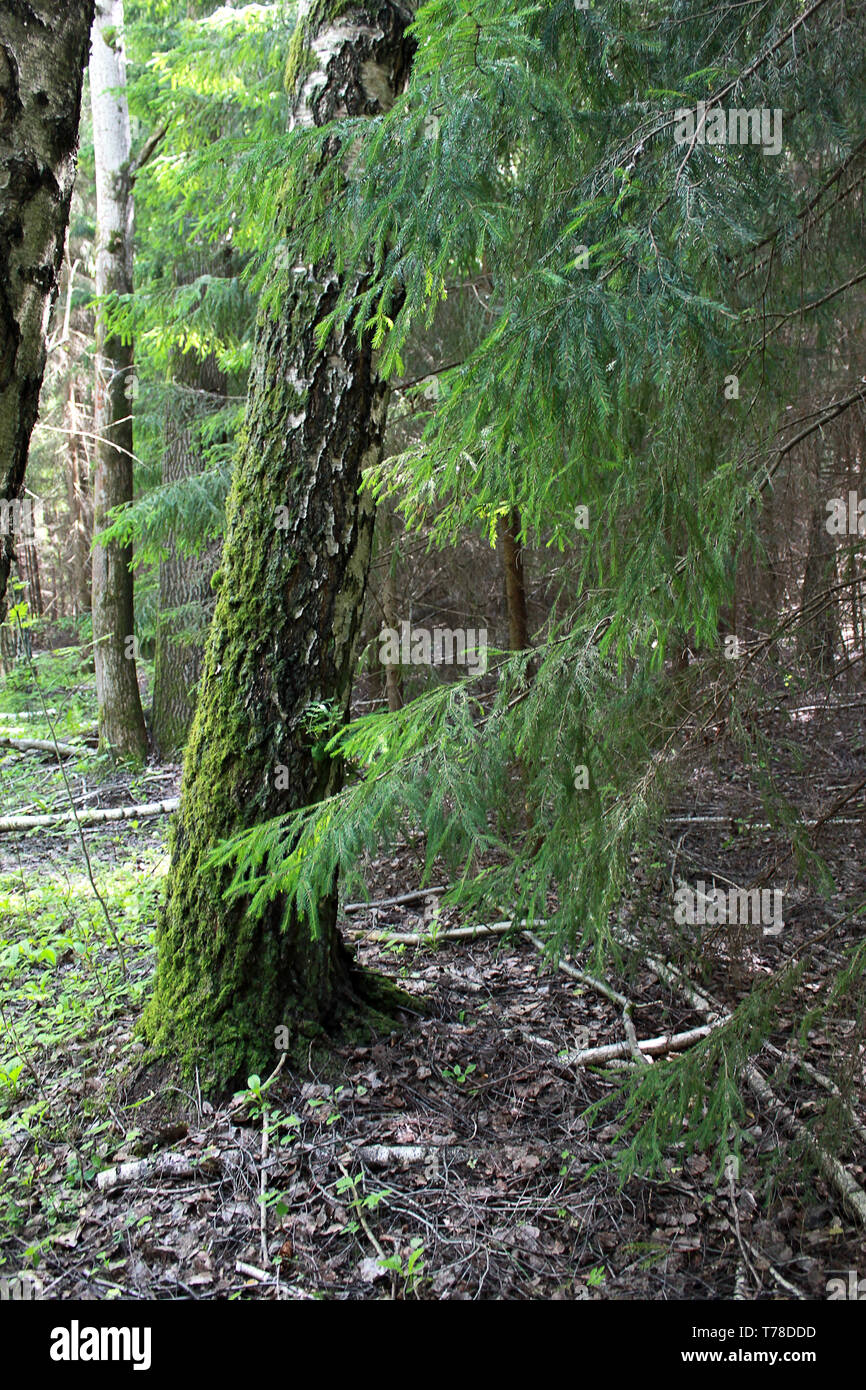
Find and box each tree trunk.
[799,499,838,674]
[498,507,529,650]
[90,0,147,759]
[151,347,223,758]
[65,379,91,614]
[0,0,95,620]
[22,534,41,615]
[379,506,404,710]
[143,0,416,1089]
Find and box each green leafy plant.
[378,1237,427,1299]
[442,1061,476,1086]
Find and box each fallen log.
[0,796,180,832]
[559,1023,717,1067]
[0,734,86,758]
[97,1152,202,1190]
[351,1143,470,1166]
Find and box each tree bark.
[498,507,529,650]
[22,531,41,614]
[379,506,404,710]
[143,0,416,1089]
[90,0,147,758]
[64,378,91,614]
[151,347,223,758]
[800,499,838,674]
[0,0,95,620]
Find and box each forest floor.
[0,645,865,1299]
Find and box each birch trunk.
[143,0,416,1088]
[90,0,147,758]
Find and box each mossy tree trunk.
[143,0,415,1089]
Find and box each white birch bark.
[90,0,147,758]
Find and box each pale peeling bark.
[0,0,94,619]
[90,0,147,758]
[144,1,416,1087]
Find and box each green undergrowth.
[0,848,168,1249]
[0,645,168,1255]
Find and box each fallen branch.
[97,1152,204,1191]
[524,929,649,1065]
[739,1234,807,1300]
[338,1160,385,1261]
[0,734,87,758]
[351,1143,470,1167]
[19,627,127,979]
[349,920,516,944]
[235,1260,274,1283]
[258,1053,286,1265]
[234,1261,313,1299]
[617,928,728,1023]
[666,813,863,828]
[727,1166,762,1295]
[0,796,180,832]
[349,917,649,1061]
[342,886,447,914]
[620,931,866,1228]
[765,1042,866,1149]
[743,1063,866,1226]
[559,1023,717,1068]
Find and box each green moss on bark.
[141,273,395,1089]
[143,2,416,1091]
